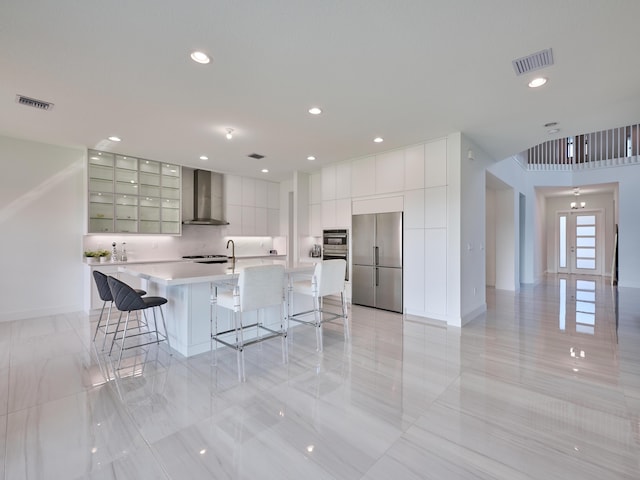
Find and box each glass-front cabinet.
[88,150,181,234]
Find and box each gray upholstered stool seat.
[92,270,146,350]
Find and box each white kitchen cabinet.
[404,229,425,315]
[351,156,375,197]
[255,180,268,207]
[224,176,279,236]
[375,149,405,194]
[335,198,352,228]
[335,162,351,199]
[321,165,336,201]
[268,181,280,209]
[424,186,447,228]
[241,206,256,235]
[322,200,337,229]
[425,138,447,187]
[320,198,351,229]
[242,177,256,207]
[425,228,447,316]
[225,204,242,235]
[309,172,321,204]
[405,144,425,190]
[225,175,243,206]
[404,189,425,229]
[268,208,280,236]
[309,203,322,236]
[255,207,268,235]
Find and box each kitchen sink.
[183,254,228,264]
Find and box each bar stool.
[288,259,348,352]
[92,271,146,350]
[211,264,287,382]
[107,276,171,369]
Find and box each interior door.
[557,210,603,275]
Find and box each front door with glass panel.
[557,211,602,275]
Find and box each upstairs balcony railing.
[521,123,640,170]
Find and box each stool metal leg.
[93,301,107,341]
[109,312,124,355]
[117,311,132,369]
[100,302,115,351]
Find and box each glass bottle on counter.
[111,242,118,262]
[121,242,127,262]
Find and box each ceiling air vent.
[512,48,554,76]
[15,94,54,111]
[248,153,265,159]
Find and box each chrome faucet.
[226,239,235,263]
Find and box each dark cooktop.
[182,254,228,264]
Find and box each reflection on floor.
[1,274,640,479]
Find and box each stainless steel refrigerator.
[352,212,403,313]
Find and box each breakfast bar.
[119,259,315,357]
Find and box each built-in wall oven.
[323,229,349,280]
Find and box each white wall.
[494,188,517,290]
[0,135,85,321]
[485,189,496,287]
[459,134,495,323]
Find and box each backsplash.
[83,225,285,261]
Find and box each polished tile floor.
[1,275,640,479]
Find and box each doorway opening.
[557,210,603,275]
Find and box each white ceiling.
[2,1,640,181]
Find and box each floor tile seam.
[443,371,632,419]
[430,397,638,451]
[411,408,638,477]
[393,425,535,480]
[6,354,86,416]
[462,363,630,396]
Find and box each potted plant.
[84,249,110,263]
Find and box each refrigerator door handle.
[374,246,379,265]
[375,267,379,287]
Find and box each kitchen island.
[119,259,314,357]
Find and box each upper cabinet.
[351,156,376,197]
[375,149,405,194]
[224,174,280,236]
[88,150,181,234]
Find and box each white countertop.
[119,259,312,286]
[85,254,286,267]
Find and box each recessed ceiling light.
[108,136,121,142]
[528,77,547,88]
[261,168,269,173]
[373,137,384,143]
[199,155,208,160]
[308,107,322,115]
[190,51,210,64]
[226,128,234,140]
[544,122,558,127]
[307,156,316,161]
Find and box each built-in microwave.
[323,229,348,247]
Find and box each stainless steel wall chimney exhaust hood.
[182,169,229,225]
